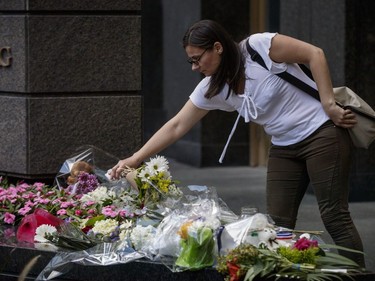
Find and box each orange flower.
[177,221,193,240]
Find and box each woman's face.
[185,44,222,76]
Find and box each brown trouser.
[267,120,365,267]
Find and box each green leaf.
[85,215,105,226]
[319,244,365,255]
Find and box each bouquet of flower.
[126,155,183,208]
[150,186,222,272]
[217,234,364,281]
[175,218,218,270]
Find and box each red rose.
[227,261,241,281]
[81,225,93,234]
[16,208,64,243]
[293,237,318,251]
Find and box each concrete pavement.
[169,159,375,272]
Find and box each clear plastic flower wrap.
[54,145,130,192]
[36,240,145,280]
[150,185,222,272]
[218,213,277,255]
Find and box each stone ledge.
[0,243,374,281]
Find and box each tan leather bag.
[333,87,375,148]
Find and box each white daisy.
[34,224,57,243]
[146,155,169,173]
[138,166,155,181]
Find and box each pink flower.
[75,210,83,216]
[4,212,16,224]
[87,209,96,215]
[25,200,36,208]
[83,201,95,207]
[102,206,118,218]
[36,198,50,204]
[118,210,134,218]
[293,237,318,251]
[33,182,45,188]
[57,209,67,216]
[4,227,16,238]
[60,201,73,208]
[18,206,32,216]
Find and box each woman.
[111,20,364,266]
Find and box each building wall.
[0,0,142,179]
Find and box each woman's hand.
[325,103,357,128]
[110,156,142,180]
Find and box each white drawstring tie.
[219,92,258,163]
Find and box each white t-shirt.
[189,32,329,146]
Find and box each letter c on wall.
[0,47,12,67]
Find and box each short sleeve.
[247,32,287,74]
[189,77,212,110]
[189,77,237,112]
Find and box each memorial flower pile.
[0,150,366,280]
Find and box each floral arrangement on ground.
[0,152,366,281]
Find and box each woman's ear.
[213,42,223,54]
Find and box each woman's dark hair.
[182,20,245,99]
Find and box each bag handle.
[246,40,320,100]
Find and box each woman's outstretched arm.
[110,100,208,179]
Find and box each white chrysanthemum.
[188,218,220,236]
[146,155,169,173]
[80,186,110,203]
[168,184,182,196]
[120,219,133,229]
[34,224,57,243]
[119,194,136,204]
[92,219,118,236]
[130,225,156,251]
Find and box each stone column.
[0,1,142,180]
[280,0,375,200]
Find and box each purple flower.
[66,172,99,195]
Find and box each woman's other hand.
[325,104,357,128]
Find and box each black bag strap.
[246,40,320,101]
[246,40,375,121]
